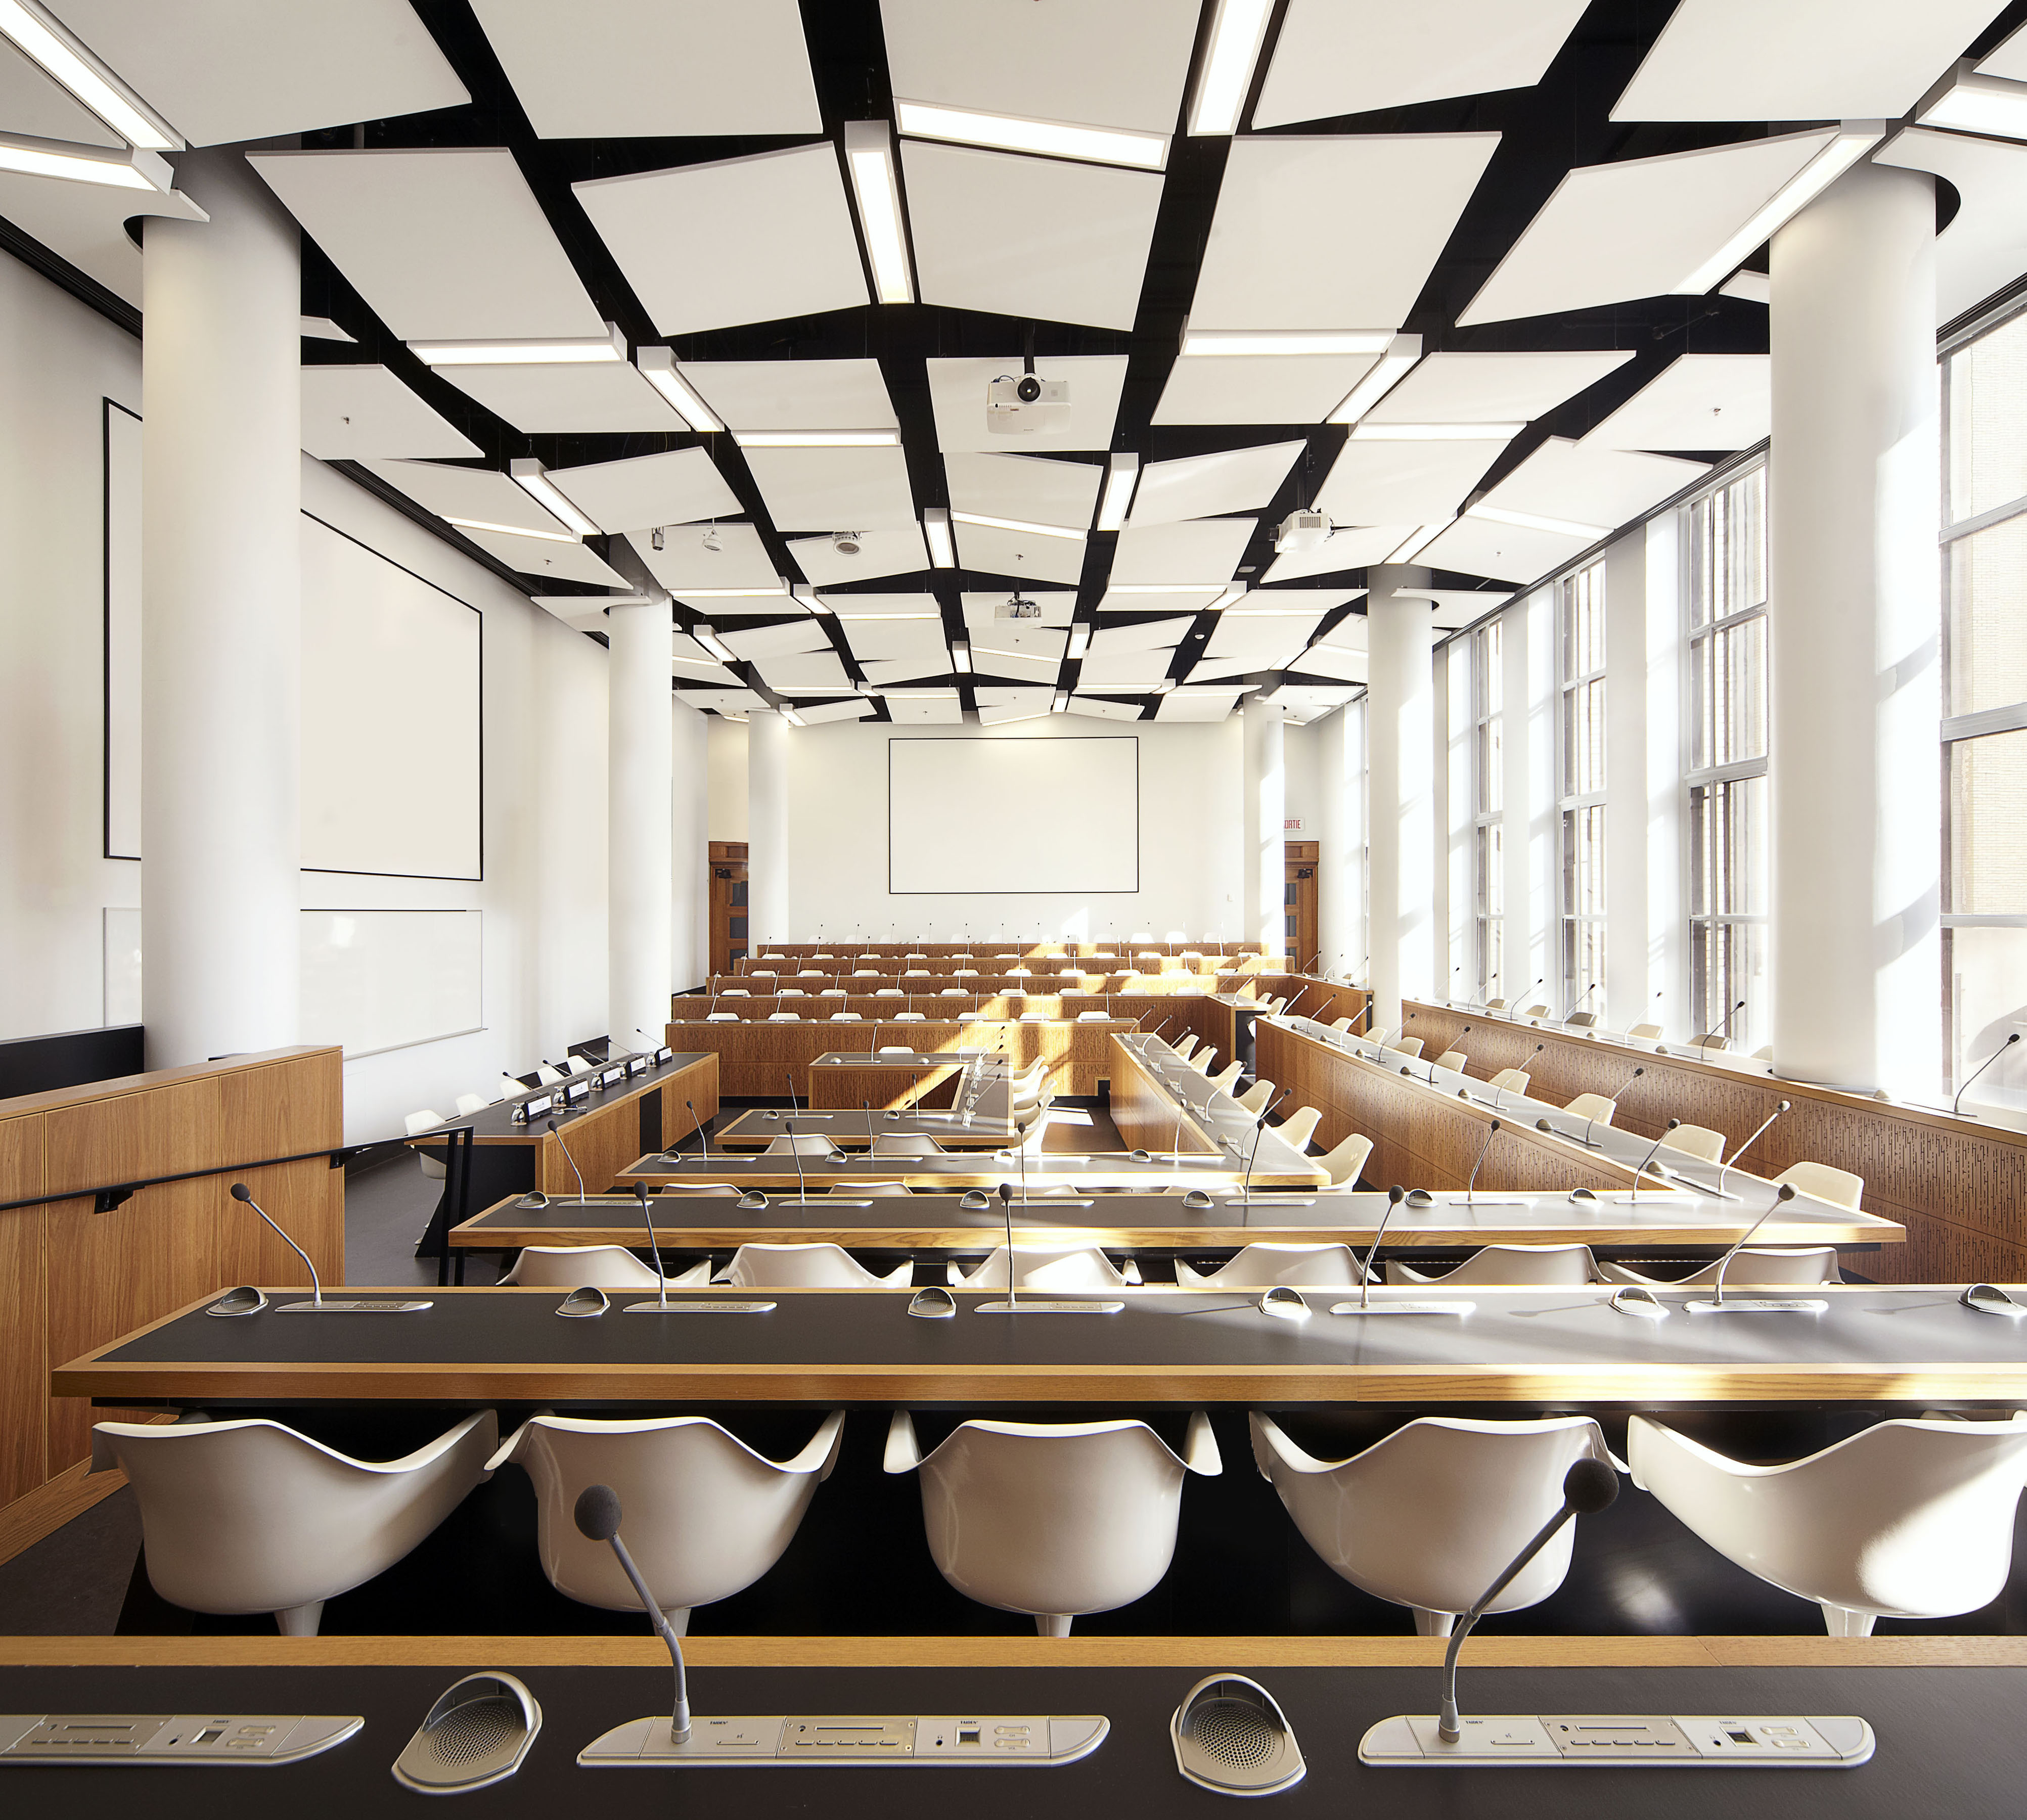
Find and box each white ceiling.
[1315,434,1515,525]
[468,0,820,138]
[743,444,918,532]
[1980,20,2027,76]
[926,356,1128,452]
[459,526,628,586]
[720,619,832,660]
[862,654,953,686]
[1417,514,1594,584]
[883,692,966,724]
[0,165,194,305]
[1158,688,1243,722]
[249,149,607,340]
[1877,128,2027,325]
[1097,587,1227,615]
[951,521,1088,586]
[976,688,1054,725]
[1066,696,1146,721]
[1129,442,1306,525]
[680,687,768,714]
[1254,0,1591,128]
[758,650,853,693]
[843,617,951,661]
[1610,0,2007,122]
[880,0,1200,133]
[788,523,932,586]
[549,448,743,534]
[1187,134,1501,332]
[1088,616,1195,654]
[1079,651,1176,688]
[900,140,1164,332]
[573,144,870,337]
[1582,354,1771,452]
[828,594,944,624]
[945,452,1104,528]
[1458,130,1838,328]
[0,37,119,144]
[1368,350,1635,423]
[1258,525,1413,584]
[628,521,782,593]
[436,362,687,435]
[960,589,1078,627]
[362,458,566,534]
[796,698,878,724]
[1110,518,1257,585]
[301,365,479,463]
[51,0,469,146]
[1477,438,1708,529]
[1204,611,1323,661]
[1151,353,1380,427]
[684,360,899,431]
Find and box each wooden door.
[1284,841,1318,970]
[709,841,749,977]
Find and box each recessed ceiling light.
[1207,584,1248,612]
[1350,422,1525,441]
[1180,325,1393,358]
[843,119,916,304]
[0,130,174,191]
[732,429,902,448]
[635,348,724,433]
[509,459,599,539]
[1327,335,1423,426]
[894,98,1166,171]
[1066,623,1092,658]
[1095,453,1139,532]
[0,0,177,149]
[1051,688,1070,713]
[781,707,808,727]
[1106,582,1228,594]
[1188,0,1275,138]
[923,506,955,569]
[411,325,626,367]
[443,515,580,544]
[1385,523,1451,564]
[1917,61,2027,141]
[1468,504,1609,539]
[679,585,793,599]
[694,629,737,663]
[951,640,973,673]
[1675,122,1883,297]
[952,510,1086,542]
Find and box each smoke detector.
[1275,510,1332,554]
[832,530,863,557]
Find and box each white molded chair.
[92,1412,498,1636]
[1432,1050,1468,1073]
[884,1410,1219,1635]
[503,1246,709,1290]
[490,1411,843,1633]
[1207,1060,1245,1093]
[1171,1036,1199,1061]
[875,988,905,997]
[1386,1243,1600,1287]
[895,1011,927,1022]
[948,1245,1136,1292]
[762,1134,842,1158]
[1563,1091,1617,1126]
[1330,1016,1356,1032]
[1522,1004,1550,1021]
[1175,1243,1366,1290]
[1773,1161,1865,1210]
[406,1109,447,1180]
[1393,1037,1424,1058]
[1275,1106,1323,1152]
[820,988,848,998]
[717,1243,911,1288]
[1661,1122,1726,1164]
[836,1181,913,1197]
[1188,1049,1218,1075]
[767,1012,803,1022]
[1628,1414,2027,1635]
[778,988,806,997]
[939,987,968,997]
[533,1064,565,1085]
[722,987,749,996]
[1599,1248,1842,1289]
[870,1133,945,1157]
[1236,1079,1276,1116]
[1487,1068,1530,1097]
[1628,1022,1662,1040]
[1250,1412,1614,1636]
[853,968,880,977]
[455,1093,487,1116]
[1316,1132,1373,1188]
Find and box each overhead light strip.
[1917,61,2027,140]
[678,585,792,599]
[894,98,1167,171]
[1181,325,1393,358]
[732,429,901,448]
[0,0,178,149]
[1326,334,1423,426]
[951,510,1087,542]
[1095,452,1139,531]
[411,325,626,367]
[1106,581,1228,595]
[1350,421,1525,441]
[1468,503,1610,539]
[0,129,173,191]
[443,515,581,544]
[1675,122,1884,297]
[1385,523,1452,564]
[842,120,916,303]
[635,348,725,433]
[1187,0,1274,137]
[922,506,956,569]
[508,460,599,539]
[694,629,737,663]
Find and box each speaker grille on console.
[422,1696,522,1767]
[1188,1699,1279,1768]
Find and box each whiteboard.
[300,908,482,1058]
[888,737,1139,893]
[104,401,142,860]
[301,516,483,879]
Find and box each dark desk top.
[56,1283,2027,1406]
[411,1053,716,1145]
[618,1149,1329,1191]
[0,1640,2016,1818]
[715,1109,1015,1150]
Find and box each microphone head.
[1777,1182,1796,1200]
[1776,1099,1790,1111]
[1489,1118,1501,1133]
[1562,1458,1619,1515]
[2012,1034,2023,1045]
[634,1182,649,1204]
[230,1182,252,1202]
[545,1116,559,1133]
[1387,1185,1405,1204]
[1536,1119,1552,1132]
[1665,1117,1680,1129]
[574,1483,623,1541]
[998,1182,1013,1203]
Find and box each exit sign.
[1284,816,1304,832]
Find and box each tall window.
[1942,305,2027,1113]
[1685,465,1769,1052]
[1472,619,1504,1002]
[1558,561,1606,1021]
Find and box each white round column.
[1242,696,1285,961]
[141,150,301,1069]
[747,708,790,943]
[1768,162,1940,1097]
[607,600,673,1047]
[670,702,709,993]
[1366,567,1435,1033]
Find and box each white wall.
[775,716,1243,945]
[706,716,748,841]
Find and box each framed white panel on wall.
[103,399,141,860]
[300,908,482,1058]
[300,515,483,880]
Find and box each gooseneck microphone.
[229,1182,323,1308]
[575,1485,689,1744]
[784,1119,809,1201]
[1437,1460,1619,1742]
[545,1116,588,1205]
[785,1071,800,1115]
[1562,982,1598,1024]
[687,1100,708,1166]
[1703,1182,1799,1307]
[1718,1100,1790,1199]
[1954,1032,2021,1118]
[998,1181,1018,1310]
[1628,1118,1681,1203]
[634,1183,669,1308]
[1239,1088,1293,1205]
[1464,1119,1501,1206]
[1359,1187,1407,1309]
[1699,997,1747,1048]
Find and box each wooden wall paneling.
[1107,1038,1218,1155]
[0,1115,48,1507]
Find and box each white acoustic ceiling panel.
[1287,643,1368,684]
[1257,525,1413,584]
[249,149,605,341]
[1417,515,1593,584]
[951,522,1088,586]
[1097,587,1227,615]
[628,521,781,593]
[1610,0,2006,122]
[1476,438,1708,531]
[970,647,1062,684]
[960,589,1077,626]
[1157,688,1243,722]
[901,140,1164,332]
[1204,612,1322,660]
[976,688,1054,725]
[460,528,628,587]
[1368,350,1636,424]
[745,445,917,532]
[1187,135,1501,332]
[1417,589,1510,628]
[672,657,740,687]
[1457,130,1839,329]
[843,617,951,661]
[574,145,870,337]
[758,650,853,693]
[829,594,943,622]
[684,359,899,431]
[1582,354,1770,452]
[862,655,953,686]
[470,0,819,137]
[437,362,686,435]
[1066,696,1146,721]
[945,452,1104,529]
[1311,613,1366,651]
[0,36,118,143]
[972,624,1069,664]
[1129,442,1305,525]
[884,692,965,724]
[1078,652,1177,689]
[1246,586,1366,617]
[550,448,742,533]
[927,356,1128,451]
[1980,20,2027,77]
[1268,684,1362,719]
[1088,616,1195,653]
[1315,434,1513,525]
[680,687,769,714]
[720,619,832,660]
[50,0,468,145]
[796,699,878,725]
[1151,354,1380,426]
[1110,518,1257,585]
[301,367,480,462]
[362,459,568,534]
[788,524,931,586]
[1255,0,1591,127]
[1877,128,2027,325]
[0,171,193,307]
[881,0,1200,133]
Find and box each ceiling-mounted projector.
[1275,510,1332,554]
[994,593,1044,620]
[988,373,1070,434]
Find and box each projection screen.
[888,736,1139,893]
